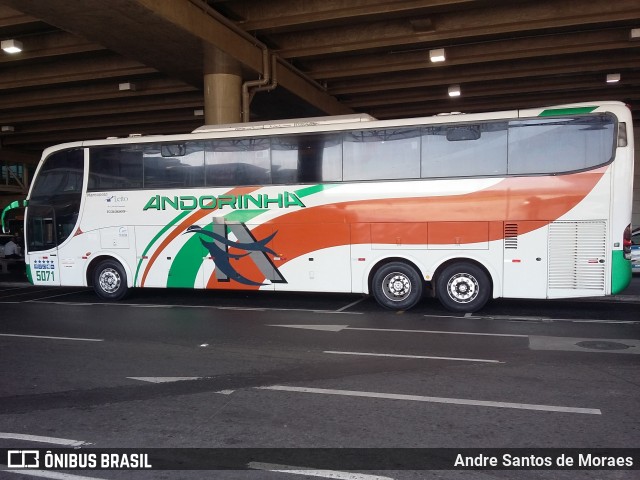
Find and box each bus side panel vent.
[504,223,518,249]
[548,221,606,292]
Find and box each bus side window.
[206,138,270,186]
[507,115,615,175]
[271,134,342,184]
[143,142,204,189]
[89,147,143,190]
[421,122,507,178]
[343,128,420,181]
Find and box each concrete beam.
[135,0,351,115]
[2,0,351,116]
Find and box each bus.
[6,101,634,312]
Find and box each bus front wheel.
[436,262,490,313]
[93,259,129,301]
[371,262,423,310]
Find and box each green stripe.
[133,210,191,286]
[166,184,330,288]
[539,107,597,117]
[166,210,267,288]
[611,250,632,295]
[295,183,337,198]
[166,234,208,288]
[224,209,267,223]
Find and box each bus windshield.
[26,148,84,252]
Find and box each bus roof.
[192,113,377,133]
[58,101,629,153]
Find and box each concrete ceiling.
[1,0,639,158]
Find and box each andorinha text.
[143,192,306,211]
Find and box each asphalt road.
[0,276,639,480]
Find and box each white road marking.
[564,320,639,324]
[272,324,348,332]
[270,324,527,338]
[28,300,361,314]
[1,469,107,480]
[475,315,551,322]
[348,327,527,337]
[217,306,271,312]
[324,351,503,363]
[474,315,640,324]
[257,385,601,415]
[0,288,56,299]
[130,304,174,308]
[0,286,33,292]
[336,296,368,312]
[126,377,234,394]
[25,290,87,301]
[248,462,394,480]
[127,376,202,383]
[0,433,87,446]
[0,334,103,342]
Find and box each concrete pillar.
[203,43,242,124]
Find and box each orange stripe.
[141,186,259,287]
[251,169,606,268]
[167,169,606,288]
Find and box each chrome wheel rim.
[382,272,412,302]
[99,268,121,294]
[446,273,479,304]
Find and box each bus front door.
[26,205,61,286]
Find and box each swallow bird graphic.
[185,224,278,286]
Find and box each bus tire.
[93,259,129,301]
[436,262,490,313]
[372,262,423,310]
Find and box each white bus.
[8,101,634,312]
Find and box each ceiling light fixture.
[1,125,15,132]
[1,39,23,54]
[194,109,204,117]
[448,85,461,97]
[429,48,446,63]
[606,73,621,83]
[630,28,640,40]
[118,82,136,91]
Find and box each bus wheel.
[436,262,490,313]
[93,260,128,300]
[372,262,423,310]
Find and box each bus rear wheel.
[372,262,423,310]
[436,262,490,313]
[93,259,128,301]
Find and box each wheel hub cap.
[99,268,120,294]
[383,273,411,301]
[447,273,478,303]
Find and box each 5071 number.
[36,270,55,282]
